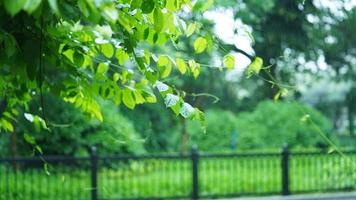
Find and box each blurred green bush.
[187,100,334,152]
[0,94,145,156]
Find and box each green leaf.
[1,119,14,132]
[161,64,172,78]
[186,23,196,37]
[157,55,172,78]
[274,88,289,101]
[101,43,114,58]
[133,90,145,104]
[189,60,200,78]
[131,0,142,8]
[155,81,172,97]
[115,48,129,65]
[166,0,177,11]
[24,133,36,145]
[200,0,214,12]
[73,52,84,67]
[102,6,118,22]
[44,163,50,175]
[23,0,42,14]
[247,57,263,77]
[164,94,179,108]
[141,0,155,14]
[145,93,157,103]
[193,37,207,54]
[48,0,59,15]
[113,88,122,105]
[97,63,109,74]
[176,58,187,74]
[192,108,206,133]
[223,54,235,70]
[180,102,195,118]
[35,145,43,155]
[153,8,165,33]
[78,0,89,17]
[113,73,120,82]
[157,55,170,66]
[118,14,133,34]
[4,0,26,16]
[92,106,103,122]
[62,49,74,63]
[122,89,136,109]
[183,0,193,8]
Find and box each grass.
[0,153,355,200]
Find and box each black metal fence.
[0,146,355,200]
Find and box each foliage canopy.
[0,0,236,132]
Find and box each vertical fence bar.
[90,147,98,200]
[191,145,199,200]
[281,144,290,195]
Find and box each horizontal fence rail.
[0,146,355,200]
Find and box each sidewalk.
[225,192,356,200]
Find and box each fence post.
[191,145,199,200]
[281,144,290,195]
[90,146,98,200]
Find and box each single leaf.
[133,90,145,104]
[122,89,135,109]
[186,23,196,37]
[113,89,122,105]
[78,0,89,17]
[24,113,34,122]
[153,8,165,33]
[166,0,177,11]
[1,119,14,132]
[101,43,114,58]
[200,0,214,12]
[145,93,157,103]
[176,58,187,74]
[180,102,195,118]
[189,60,200,78]
[35,145,43,155]
[193,37,207,54]
[4,0,26,16]
[118,14,133,34]
[164,94,179,107]
[23,0,42,14]
[102,6,118,22]
[161,64,172,78]
[157,55,170,66]
[113,73,120,82]
[131,0,142,8]
[115,48,129,65]
[73,52,84,67]
[97,63,109,74]
[48,0,59,15]
[155,81,169,92]
[141,0,155,14]
[223,54,235,70]
[247,56,263,77]
[24,133,36,145]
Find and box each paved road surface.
[224,192,356,200]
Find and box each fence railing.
[0,146,355,200]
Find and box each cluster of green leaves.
[0,0,236,133]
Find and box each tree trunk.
[181,118,188,154]
[348,102,354,136]
[10,122,18,169]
